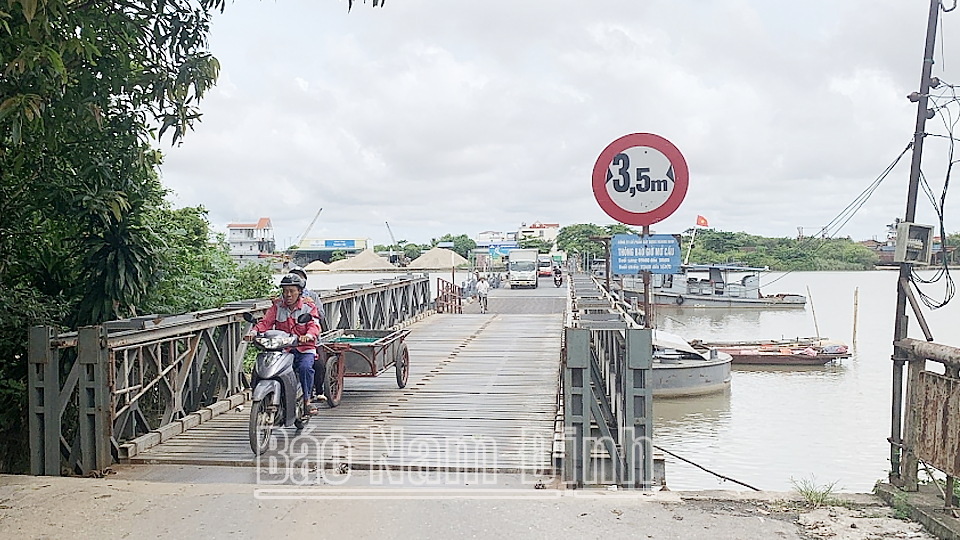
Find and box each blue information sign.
[324,239,356,248]
[611,234,680,275]
[487,243,518,257]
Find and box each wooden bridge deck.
[130,311,563,474]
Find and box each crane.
[385,221,403,266]
[295,207,323,249]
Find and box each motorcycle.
[553,273,563,287]
[243,312,313,455]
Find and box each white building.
[476,230,506,243]
[227,218,275,263]
[518,221,560,244]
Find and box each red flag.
[696,215,709,227]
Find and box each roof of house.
[524,221,559,229]
[227,218,272,229]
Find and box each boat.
[623,264,806,308]
[688,337,850,366]
[653,330,732,397]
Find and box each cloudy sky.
[159,0,960,248]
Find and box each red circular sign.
[592,133,688,226]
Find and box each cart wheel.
[323,355,343,407]
[395,344,410,389]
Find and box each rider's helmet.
[289,266,307,281]
[279,273,306,290]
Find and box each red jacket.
[253,296,320,353]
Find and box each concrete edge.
[876,482,960,540]
[119,389,251,462]
[676,490,886,506]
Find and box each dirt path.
[0,474,936,540]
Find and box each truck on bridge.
[507,248,539,288]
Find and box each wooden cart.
[316,328,411,407]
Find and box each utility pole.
[890,0,941,487]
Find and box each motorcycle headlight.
[254,335,297,350]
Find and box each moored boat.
[623,264,806,308]
[689,337,850,366]
[653,330,732,397]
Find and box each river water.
[652,269,960,492]
[294,268,957,492]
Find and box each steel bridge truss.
[28,275,432,476]
[322,275,432,330]
[562,275,653,489]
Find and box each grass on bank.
[791,475,841,508]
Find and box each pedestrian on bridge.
[247,273,321,414]
[476,276,491,313]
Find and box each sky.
[158,0,960,249]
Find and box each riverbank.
[0,473,939,539]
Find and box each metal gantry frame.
[562,274,653,489]
[28,275,432,476]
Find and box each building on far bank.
[227,218,275,264]
[518,221,560,244]
[289,238,370,266]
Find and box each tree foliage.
[518,237,553,253]
[682,229,878,271]
[0,0,295,472]
[143,206,273,314]
[556,224,638,260]
[431,234,476,259]
[556,224,878,271]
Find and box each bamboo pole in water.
[807,285,820,340]
[853,287,859,349]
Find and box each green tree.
[556,224,607,259]
[403,243,422,260]
[0,0,226,472]
[432,234,476,259]
[681,229,878,271]
[142,206,273,314]
[518,237,553,253]
[605,224,638,236]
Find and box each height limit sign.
[592,133,688,226]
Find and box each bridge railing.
[895,338,960,509]
[28,274,432,476]
[434,277,462,313]
[561,274,653,489]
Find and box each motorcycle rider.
[553,265,563,285]
[247,273,321,414]
[288,265,332,401]
[288,266,328,331]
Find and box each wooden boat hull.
[716,348,845,366]
[653,292,806,308]
[690,338,851,366]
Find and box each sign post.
[592,133,688,327]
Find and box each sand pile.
[408,247,469,269]
[326,249,397,271]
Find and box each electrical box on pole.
[893,222,934,265]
